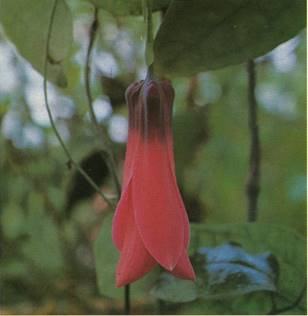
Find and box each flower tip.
[115,274,128,288]
[175,264,196,281]
[159,257,178,272]
[171,253,197,281]
[188,268,197,281]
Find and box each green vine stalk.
[43,0,114,209]
[84,6,121,197]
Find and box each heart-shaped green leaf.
[0,0,73,87]
[197,243,278,299]
[154,0,306,76]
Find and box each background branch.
[246,59,261,222]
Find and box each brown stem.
[246,59,261,222]
[186,76,198,108]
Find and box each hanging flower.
[112,75,196,287]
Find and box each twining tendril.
[43,0,114,209]
[84,7,121,197]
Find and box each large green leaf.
[199,243,277,299]
[190,223,306,304]
[94,212,159,299]
[154,0,306,76]
[151,223,306,314]
[0,0,73,87]
[85,0,170,16]
[151,243,277,303]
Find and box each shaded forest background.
[0,0,306,314]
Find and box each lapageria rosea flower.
[112,76,196,287]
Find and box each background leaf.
[0,0,73,86]
[194,223,307,313]
[198,243,277,299]
[151,243,277,303]
[154,0,306,76]
[151,223,306,314]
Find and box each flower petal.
[122,82,143,187]
[171,251,196,281]
[115,194,156,287]
[132,137,185,271]
[170,179,195,281]
[169,166,196,281]
[112,180,132,251]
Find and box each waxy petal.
[112,78,196,286]
[116,225,156,287]
[113,83,142,251]
[112,130,140,251]
[112,179,132,251]
[171,251,196,281]
[116,219,156,287]
[115,184,156,287]
[122,82,144,187]
[133,137,185,270]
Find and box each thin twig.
[85,7,121,197]
[43,0,114,209]
[246,59,261,222]
[186,75,198,108]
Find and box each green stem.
[124,284,131,314]
[143,0,154,67]
[246,59,261,222]
[85,6,121,197]
[43,0,114,209]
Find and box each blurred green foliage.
[0,0,306,314]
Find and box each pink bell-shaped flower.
[112,76,196,287]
